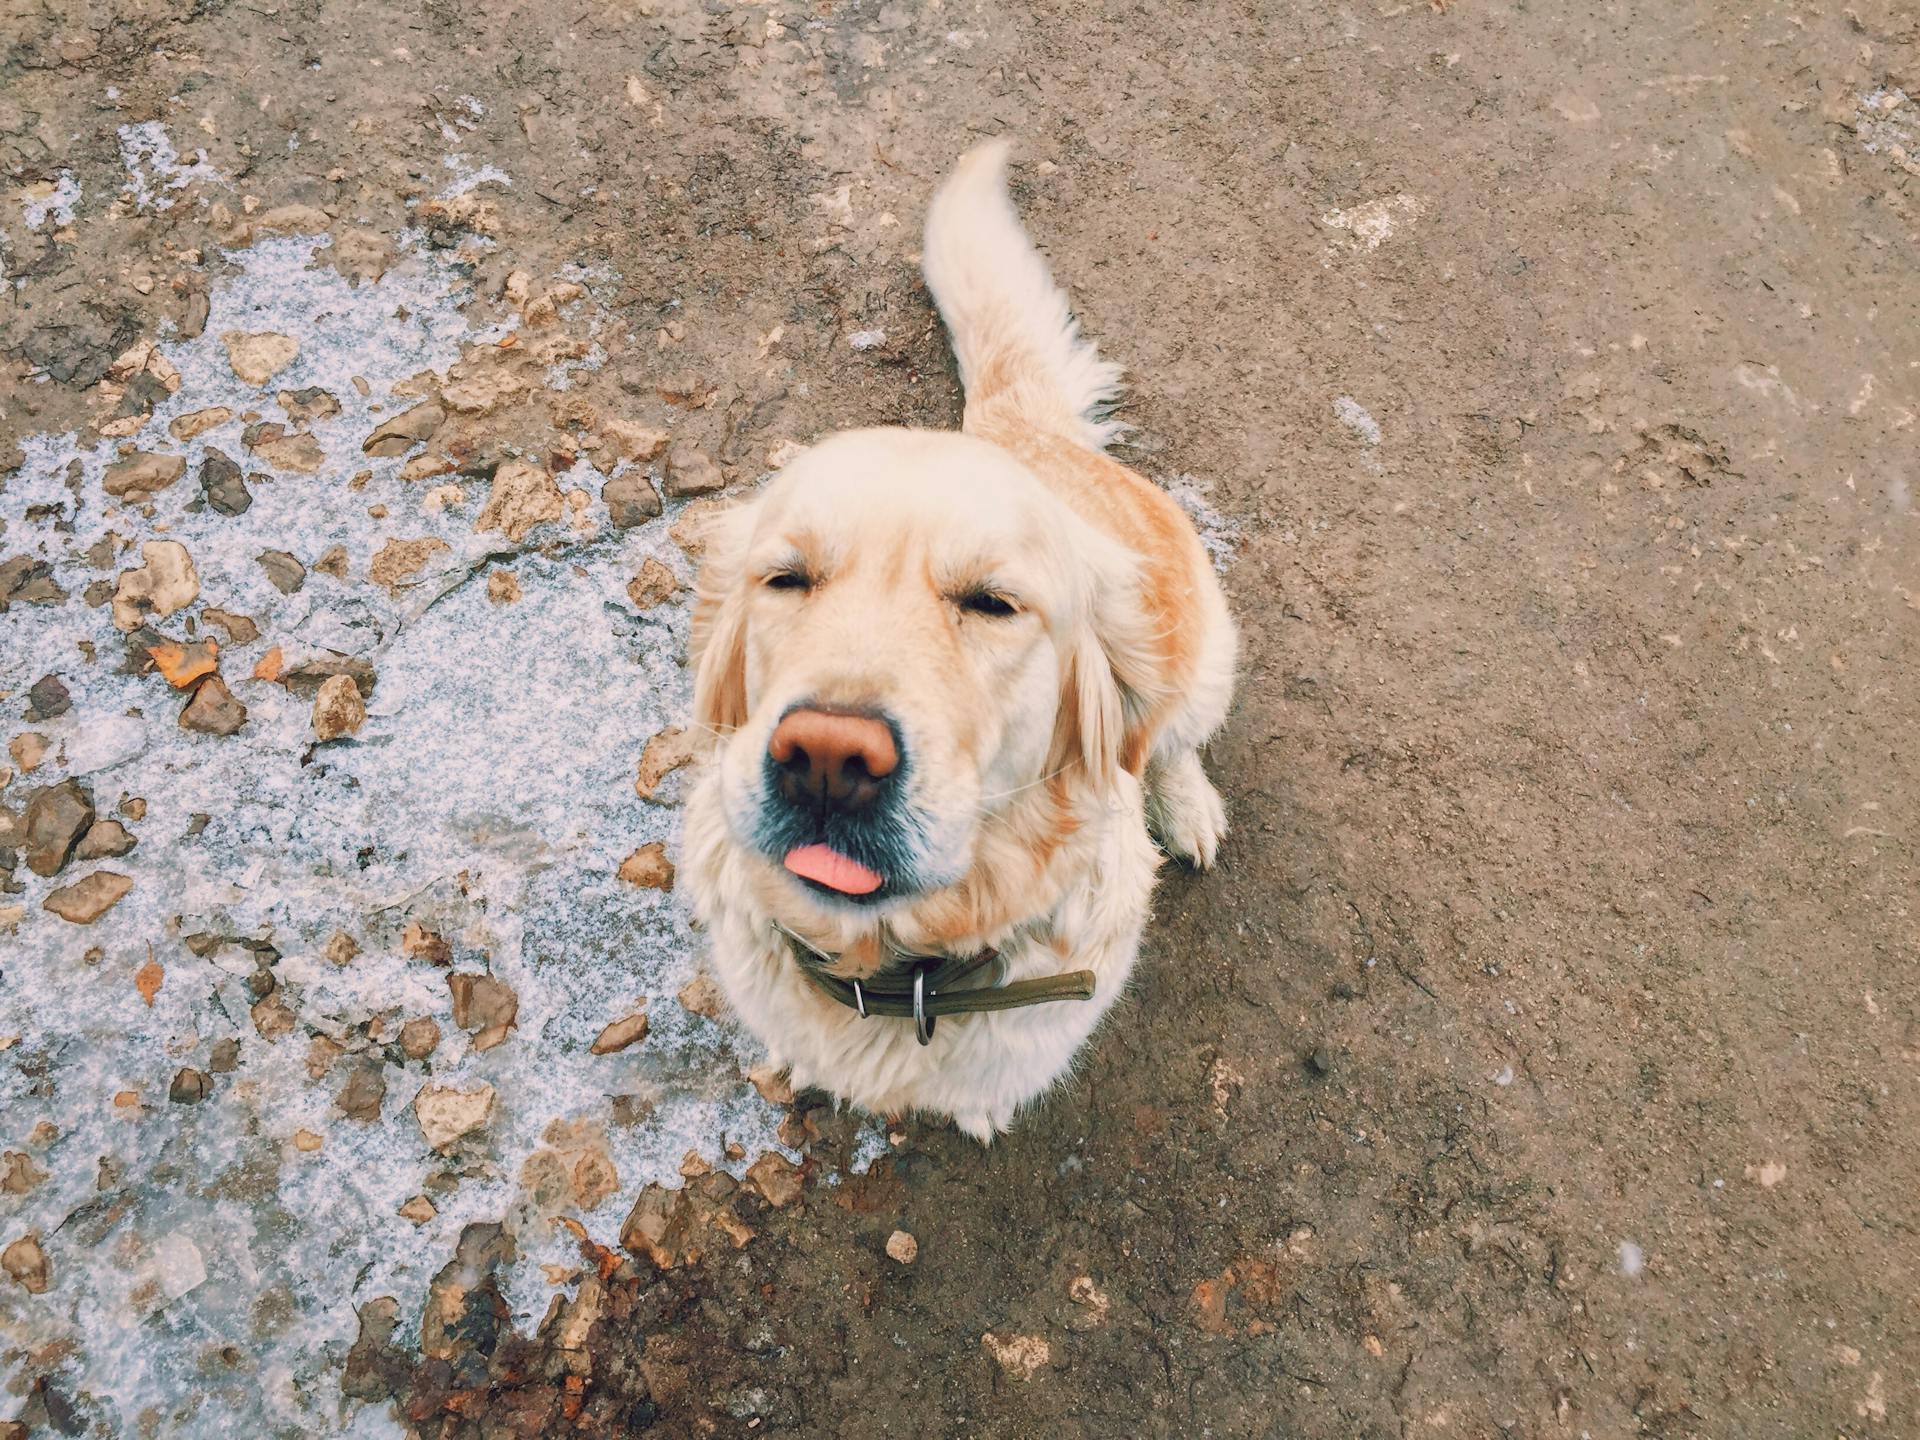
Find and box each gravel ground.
[2,1,1916,1437]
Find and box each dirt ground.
[4,0,1918,1436]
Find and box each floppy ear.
[1049,538,1165,792]
[688,500,760,740]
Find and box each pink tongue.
[784,844,885,896]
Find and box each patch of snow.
[1159,474,1239,574]
[848,327,887,351]
[117,121,222,211]
[1334,395,1382,446]
[439,157,510,199]
[1321,193,1422,256]
[1618,1240,1646,1278]
[19,171,81,230]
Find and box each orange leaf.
[252,645,285,683]
[146,639,220,689]
[135,958,163,1006]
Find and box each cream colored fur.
[680,140,1237,1140]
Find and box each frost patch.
[1321,193,1422,256]
[1160,474,1239,574]
[1855,87,1918,175]
[440,156,511,199]
[1334,396,1382,446]
[19,171,81,230]
[848,327,887,351]
[117,121,223,211]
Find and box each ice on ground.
[18,171,81,231]
[1160,474,1239,574]
[1334,395,1382,446]
[117,122,223,211]
[0,234,839,1436]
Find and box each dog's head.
[689,428,1158,921]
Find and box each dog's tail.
[922,139,1124,452]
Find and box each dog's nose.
[768,708,899,814]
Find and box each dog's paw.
[1147,750,1227,870]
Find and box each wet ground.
[2,1,1917,1437]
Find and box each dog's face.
[690,428,1150,918]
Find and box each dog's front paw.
[1147,749,1227,870]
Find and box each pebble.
[626,557,679,609]
[208,1037,240,1072]
[25,674,70,722]
[590,1009,650,1055]
[42,870,133,925]
[112,541,199,632]
[599,418,669,462]
[486,570,521,604]
[662,442,725,497]
[146,638,219,689]
[2,1235,49,1294]
[634,725,697,800]
[23,780,95,877]
[252,431,325,474]
[74,819,136,861]
[222,331,300,386]
[180,676,247,736]
[747,1065,793,1106]
[398,1195,437,1225]
[103,451,187,500]
[312,545,349,580]
[199,449,252,515]
[602,473,663,528]
[9,733,49,772]
[256,549,306,594]
[362,402,445,457]
[399,1017,441,1060]
[169,406,233,442]
[447,973,519,1051]
[169,1068,211,1104]
[745,1153,802,1209]
[617,841,675,891]
[335,1067,387,1122]
[476,459,564,542]
[414,1082,497,1151]
[886,1230,918,1264]
[980,1332,1051,1381]
[677,974,727,1021]
[278,387,341,422]
[202,608,259,644]
[324,931,359,966]
[368,537,450,593]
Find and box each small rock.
[283,653,376,698]
[886,1230,918,1265]
[1308,1046,1332,1077]
[486,570,521,604]
[24,675,69,722]
[292,1129,323,1152]
[2,1234,49,1294]
[663,442,724,497]
[180,676,247,736]
[448,973,519,1051]
[747,1065,793,1106]
[324,931,360,966]
[399,1017,441,1060]
[255,203,333,233]
[312,545,349,580]
[398,1195,437,1224]
[24,781,96,876]
[112,540,199,631]
[476,459,564,542]
[252,431,326,474]
[74,819,136,861]
[103,451,188,500]
[401,920,452,964]
[0,556,66,610]
[42,871,133,925]
[981,1332,1051,1381]
[745,1153,802,1209]
[635,725,697,799]
[199,449,252,515]
[169,406,233,441]
[600,418,669,462]
[182,290,211,338]
[145,638,219,689]
[223,331,300,386]
[368,536,450,593]
[767,439,809,469]
[208,1037,240,1072]
[257,549,306,594]
[336,1067,387,1122]
[677,974,727,1021]
[602,472,663,528]
[626,557,679,609]
[252,994,295,1040]
[169,1068,211,1104]
[590,1009,650,1055]
[363,402,445,457]
[414,1082,496,1151]
[278,387,342,422]
[618,841,675,891]
[656,372,715,408]
[667,497,727,557]
[9,733,49,773]
[330,228,391,284]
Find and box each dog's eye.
[956,589,1018,618]
[763,569,811,592]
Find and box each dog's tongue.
[784,844,884,896]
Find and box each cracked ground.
[2,1,1917,1437]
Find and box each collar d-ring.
[912,963,935,1046]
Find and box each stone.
[145,638,220,689]
[42,871,133,924]
[486,570,521,604]
[25,674,69,721]
[169,406,233,441]
[283,654,376,699]
[251,994,295,1040]
[368,537,450,593]
[635,726,696,799]
[886,1230,918,1264]
[23,780,94,877]
[103,451,187,500]
[202,608,259,644]
[602,473,662,528]
[169,1068,211,1104]
[590,1009,650,1055]
[618,842,675,890]
[309,674,367,742]
[112,541,199,631]
[312,545,349,580]
[278,387,341,422]
[414,1083,496,1150]
[398,1195,437,1224]
[399,452,455,482]
[2,1235,49,1294]
[252,431,326,474]
[0,556,67,611]
[668,498,727,557]
[448,973,518,1051]
[10,733,49,773]
[330,228,391,284]
[626,557,679,609]
[208,1038,240,1072]
[255,203,333,233]
[256,549,306,594]
[180,676,247,736]
[746,1065,793,1106]
[199,449,253,515]
[336,1067,387,1122]
[223,331,300,385]
[182,290,210,338]
[662,442,724,497]
[599,419,669,462]
[981,1332,1052,1380]
[399,1017,440,1060]
[324,931,359,966]
[476,459,564,542]
[746,1153,802,1209]
[363,403,445,457]
[401,921,451,964]
[293,1130,323,1152]
[677,974,727,1021]
[74,819,136,861]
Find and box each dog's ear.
[1049,536,1164,791]
[689,500,760,740]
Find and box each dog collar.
[771,921,1096,1046]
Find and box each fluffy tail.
[922,139,1124,451]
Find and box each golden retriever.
[681,140,1236,1139]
